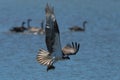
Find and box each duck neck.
[41,21,44,29]
[83,21,86,31]
[27,20,31,28]
[21,22,25,27]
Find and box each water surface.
[0,0,120,80]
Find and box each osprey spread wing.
[36,4,80,71]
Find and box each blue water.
[0,0,120,80]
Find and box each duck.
[27,19,45,34]
[36,4,80,71]
[34,20,45,35]
[69,21,87,31]
[10,21,27,32]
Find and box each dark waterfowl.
[10,21,27,32]
[69,21,87,31]
[36,4,80,71]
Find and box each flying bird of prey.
[36,4,80,71]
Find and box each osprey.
[36,4,80,71]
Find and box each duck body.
[10,27,26,32]
[69,26,85,31]
[69,21,87,32]
[10,22,27,32]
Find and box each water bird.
[10,21,27,32]
[36,4,80,71]
[69,21,87,31]
[27,19,45,34]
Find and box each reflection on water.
[0,0,120,80]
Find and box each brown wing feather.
[62,42,80,55]
[45,4,55,54]
[45,4,62,58]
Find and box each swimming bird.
[35,20,45,35]
[69,21,87,31]
[10,21,27,32]
[27,19,45,34]
[36,4,80,71]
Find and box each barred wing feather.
[36,49,54,66]
[62,42,80,55]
